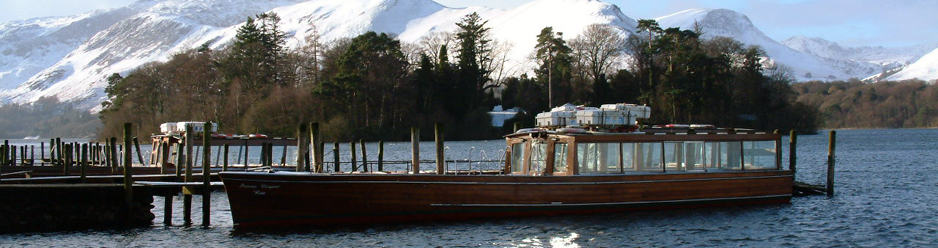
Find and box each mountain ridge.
[0,0,935,111]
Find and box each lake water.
[1,129,937,247]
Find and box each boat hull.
[220,171,792,228]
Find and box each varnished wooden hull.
[220,170,792,228]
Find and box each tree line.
[99,13,819,140]
[793,79,938,128]
[0,97,99,138]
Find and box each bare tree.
[417,31,455,63]
[486,39,516,88]
[569,24,628,81]
[298,21,324,86]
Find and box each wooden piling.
[110,137,118,173]
[80,144,88,183]
[827,130,836,197]
[435,123,444,175]
[56,138,62,167]
[350,141,357,172]
[123,123,134,205]
[378,141,384,172]
[40,142,45,166]
[160,142,169,174]
[311,123,322,172]
[175,143,184,179]
[223,144,229,171]
[133,137,144,166]
[164,194,173,226]
[183,124,193,226]
[333,142,339,172]
[202,122,212,227]
[296,123,309,172]
[789,130,797,182]
[1,140,6,169]
[11,145,17,167]
[104,141,111,169]
[62,144,69,174]
[412,127,419,173]
[360,140,368,172]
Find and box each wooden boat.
[220,105,792,228]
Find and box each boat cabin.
[504,129,782,176]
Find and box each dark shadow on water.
[225,202,793,237]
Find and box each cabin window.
[531,142,548,175]
[510,142,526,173]
[743,141,777,170]
[683,142,706,171]
[664,142,685,171]
[554,143,569,173]
[621,143,637,171]
[696,142,723,171]
[576,143,620,174]
[722,141,743,170]
[637,142,663,171]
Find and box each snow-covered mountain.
[884,47,938,82]
[656,8,879,81]
[0,0,935,111]
[782,35,938,82]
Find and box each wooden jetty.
[0,121,836,232]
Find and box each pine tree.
[535,27,573,108]
[455,12,493,114]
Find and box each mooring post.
[378,141,384,172]
[48,139,55,166]
[11,145,17,167]
[123,123,134,205]
[80,144,88,183]
[40,142,45,166]
[202,122,212,227]
[104,141,111,169]
[223,144,229,171]
[360,140,368,172]
[1,140,6,172]
[435,123,444,175]
[160,142,169,174]
[827,130,836,197]
[296,123,309,172]
[411,127,419,174]
[133,137,144,166]
[350,141,357,172]
[164,193,173,226]
[333,142,340,172]
[183,124,194,226]
[311,123,322,172]
[56,138,63,167]
[62,144,69,175]
[110,137,118,173]
[175,143,184,179]
[789,130,797,182]
[3,140,8,166]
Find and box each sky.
[1,0,935,48]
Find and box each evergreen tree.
[535,27,573,108]
[455,12,493,114]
